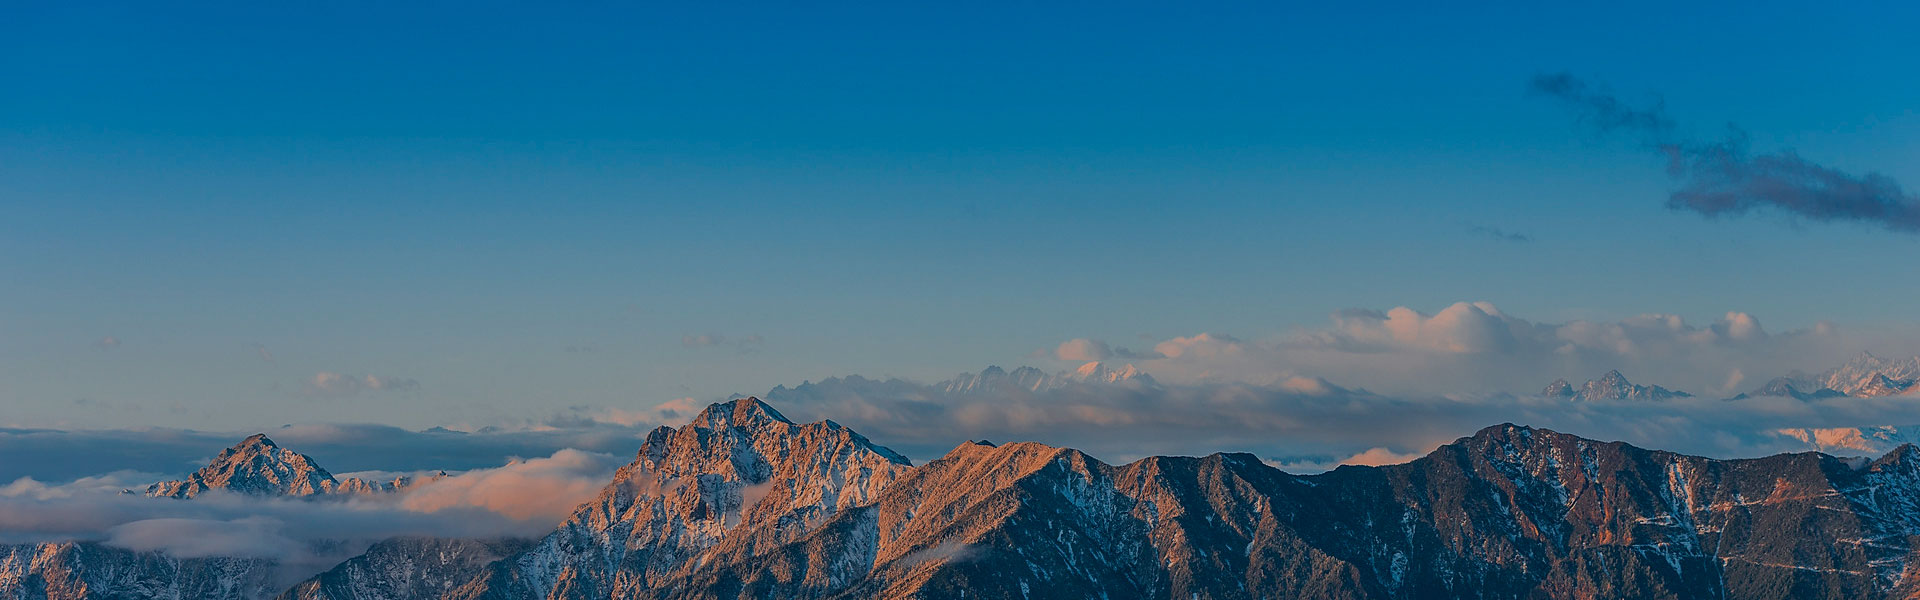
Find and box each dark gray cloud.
[1532,73,1920,233]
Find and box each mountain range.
[1541,370,1693,402]
[938,362,1155,395]
[1534,353,1920,403]
[14,394,1920,599]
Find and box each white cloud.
[1054,302,1914,397]
[765,363,1920,470]
[0,446,620,587]
[1339,447,1425,467]
[1055,338,1112,361]
[399,449,618,521]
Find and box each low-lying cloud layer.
[0,448,617,581]
[766,368,1920,469]
[1533,73,1920,233]
[0,421,646,484]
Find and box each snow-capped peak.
[1544,370,1690,402]
[1810,352,1920,397]
[1066,361,1154,385]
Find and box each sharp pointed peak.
[695,396,793,428]
[1542,379,1574,397]
[238,433,277,447]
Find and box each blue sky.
[4,2,1919,430]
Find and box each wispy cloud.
[680,333,765,353]
[248,342,275,364]
[307,372,420,396]
[1532,73,1920,233]
[1052,338,1163,362]
[1468,226,1532,243]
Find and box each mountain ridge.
[23,393,1920,599]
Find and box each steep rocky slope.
[0,542,279,600]
[481,416,1920,599]
[276,538,531,600]
[444,398,913,599]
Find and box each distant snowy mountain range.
[936,361,1155,394]
[1541,369,1693,402]
[1537,352,1920,402]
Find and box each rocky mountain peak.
[1541,378,1574,398]
[477,397,916,598]
[145,434,418,499]
[146,433,337,498]
[1810,351,1920,397]
[1549,370,1691,402]
[1067,361,1155,385]
[695,396,792,431]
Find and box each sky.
[5,1,1920,440]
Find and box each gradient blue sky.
[5,2,1919,429]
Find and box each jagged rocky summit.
[1542,370,1692,402]
[1739,352,1920,400]
[145,433,439,499]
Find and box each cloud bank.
[0,448,617,583]
[766,367,1920,472]
[1081,301,1904,398]
[0,423,645,486]
[1533,73,1920,233]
